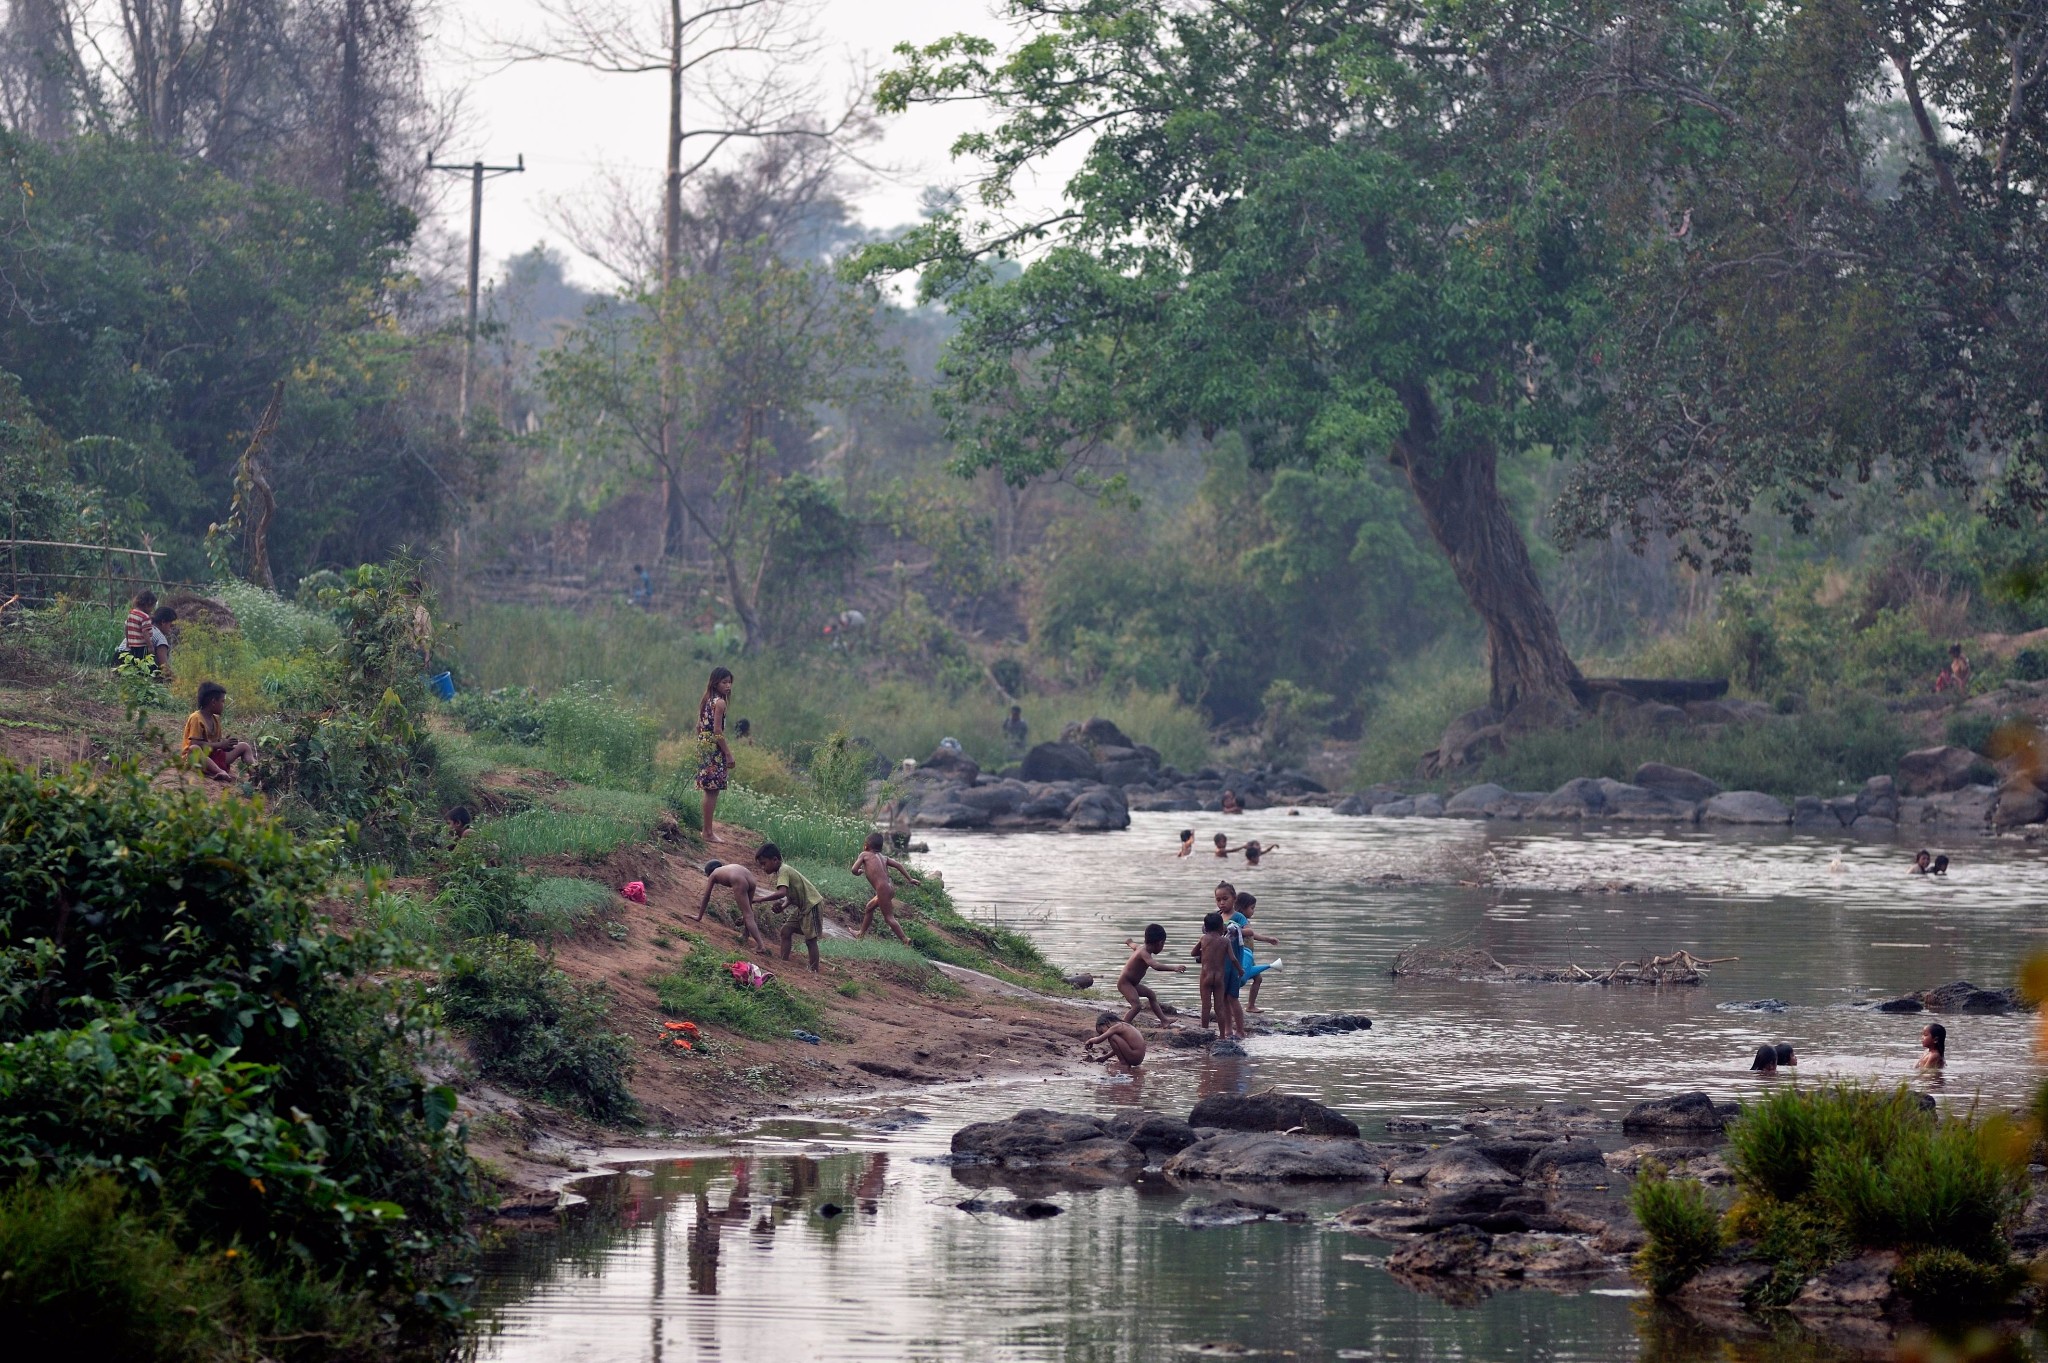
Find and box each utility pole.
[429,154,525,433]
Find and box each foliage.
[256,690,433,865]
[818,936,962,995]
[1258,679,1333,768]
[521,878,619,940]
[1893,1249,2029,1318]
[438,936,636,1124]
[538,683,657,788]
[28,595,125,665]
[808,731,875,815]
[474,809,646,861]
[431,857,532,940]
[1630,1166,1724,1296]
[653,941,826,1040]
[717,786,871,864]
[208,580,338,657]
[451,686,547,745]
[1720,1086,2029,1304]
[0,762,474,1292]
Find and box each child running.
[692,859,777,954]
[1084,1011,1149,1068]
[852,831,921,945]
[1116,923,1188,1026]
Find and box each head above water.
[864,831,885,852]
[1213,832,1228,848]
[1923,1021,1946,1054]
[755,842,781,869]
[1914,849,1932,868]
[1203,911,1224,934]
[1931,854,1949,874]
[1774,1042,1796,1066]
[1144,923,1166,949]
[1178,829,1194,843]
[1750,1044,1778,1072]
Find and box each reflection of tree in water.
[1634,1301,1867,1363]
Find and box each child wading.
[1116,924,1187,1025]
[182,681,255,782]
[1233,892,1283,1012]
[852,832,921,945]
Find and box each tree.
[537,248,895,650]
[861,0,1605,718]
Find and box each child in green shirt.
[755,842,825,973]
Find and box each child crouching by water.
[1085,1012,1148,1067]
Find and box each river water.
[474,810,2048,1362]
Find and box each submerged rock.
[1790,1252,1900,1312]
[957,1197,1065,1220]
[1187,1092,1361,1138]
[950,1110,1145,1170]
[1285,1013,1374,1036]
[1388,1224,1608,1278]
[1164,1132,1390,1182]
[1176,1197,1308,1228]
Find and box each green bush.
[432,857,531,938]
[1944,711,2007,756]
[819,936,964,995]
[719,786,871,864]
[208,579,338,656]
[1892,1247,2027,1317]
[438,936,636,1123]
[809,731,874,815]
[654,941,826,1040]
[27,596,123,665]
[1630,1166,1724,1296]
[0,761,474,1294]
[1729,1085,1929,1204]
[539,682,657,788]
[2012,648,2048,682]
[450,685,546,745]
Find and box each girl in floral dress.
[697,667,735,841]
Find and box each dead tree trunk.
[1391,385,1583,718]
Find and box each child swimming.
[1242,839,1277,867]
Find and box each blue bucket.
[428,670,456,701]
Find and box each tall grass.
[538,683,657,788]
[476,809,645,860]
[1630,1166,1724,1295]
[207,580,338,656]
[451,602,1214,770]
[820,936,964,995]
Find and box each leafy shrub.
[2012,648,2048,682]
[1630,1166,1724,1295]
[0,762,474,1290]
[27,596,122,665]
[1259,678,1333,767]
[1945,711,2001,755]
[1893,1248,2027,1316]
[731,741,808,796]
[369,889,440,945]
[808,731,874,814]
[257,691,436,865]
[208,579,338,656]
[539,682,656,788]
[432,857,531,938]
[1815,1114,2030,1262]
[653,941,826,1039]
[438,936,636,1123]
[819,936,962,995]
[450,686,546,745]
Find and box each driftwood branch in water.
[1392,942,1737,986]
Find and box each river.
[473,810,2048,1361]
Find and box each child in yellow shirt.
[183,681,254,781]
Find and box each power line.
[428,155,526,433]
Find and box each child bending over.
[1085,1012,1148,1067]
[693,859,777,954]
[1116,924,1187,1025]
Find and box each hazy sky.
[433,0,1011,284]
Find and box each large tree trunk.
[1391,389,1582,718]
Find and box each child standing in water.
[1212,833,1242,859]
[1918,1022,1946,1069]
[1116,924,1187,1025]
[1234,892,1283,1012]
[1176,829,1196,858]
[1242,839,1276,867]
[1085,1012,1149,1067]
[1196,911,1232,1034]
[852,832,921,945]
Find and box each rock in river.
[950,1110,1145,1171]
[1187,1092,1360,1138]
[1620,1092,1738,1135]
[1164,1132,1389,1182]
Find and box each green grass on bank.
[450,602,1213,771]
[654,939,828,1039]
[1352,656,1910,797]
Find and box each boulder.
[1792,796,1836,830]
[1332,794,1371,816]
[919,746,981,784]
[1094,746,1159,787]
[1163,1132,1389,1182]
[1411,793,1447,817]
[1503,692,1580,735]
[1289,1013,1374,1036]
[1620,1092,1737,1135]
[1856,775,1898,821]
[1530,777,1608,820]
[1923,784,1996,827]
[1701,791,1791,825]
[1078,717,1135,751]
[1524,1140,1609,1187]
[1018,785,1075,819]
[1373,799,1418,817]
[1436,706,1503,770]
[1388,1226,1607,1278]
[1919,980,2025,1014]
[954,780,1027,815]
[1897,745,1996,797]
[909,801,993,829]
[951,1110,1145,1170]
[1063,784,1131,832]
[1104,1113,1198,1161]
[1020,742,1100,784]
[1790,1251,1900,1312]
[1993,780,2048,828]
[1445,783,1511,817]
[1388,1223,1492,1275]
[1596,779,1696,822]
[1677,1261,1775,1305]
[1634,762,1721,803]
[1684,699,1742,725]
[1824,794,1862,826]
[1850,814,1897,833]
[1874,996,1924,1013]
[1177,1198,1297,1228]
[1187,1093,1361,1138]
[1387,1144,1518,1190]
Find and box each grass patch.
[1630,1165,1724,1295]
[451,602,1215,771]
[819,936,965,996]
[475,808,643,860]
[367,889,439,945]
[653,939,827,1040]
[523,877,616,938]
[714,785,869,863]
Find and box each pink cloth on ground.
[727,960,767,988]
[621,881,646,904]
